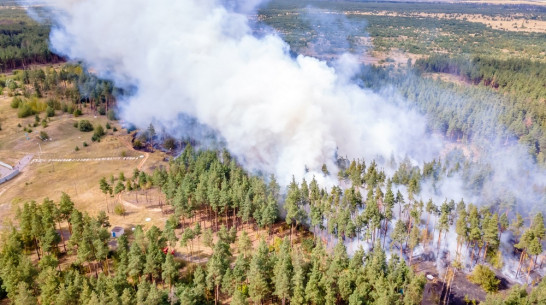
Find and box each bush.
[92,125,105,142]
[46,98,60,110]
[73,109,82,117]
[46,106,55,117]
[41,120,47,128]
[163,137,176,150]
[114,204,126,216]
[62,103,69,113]
[75,146,79,151]
[78,120,94,132]
[488,250,504,270]
[39,131,49,140]
[83,142,88,147]
[113,127,117,132]
[98,105,106,115]
[133,139,143,149]
[10,97,22,108]
[17,103,35,118]
[468,265,500,293]
[66,104,74,114]
[107,109,117,121]
[105,122,111,129]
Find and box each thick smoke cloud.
[29,0,441,184]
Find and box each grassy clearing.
[0,93,169,230]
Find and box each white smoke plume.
[27,0,441,185]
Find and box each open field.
[0,90,170,231]
[345,11,546,33]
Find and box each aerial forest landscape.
[0,0,545,304]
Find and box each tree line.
[0,8,62,72]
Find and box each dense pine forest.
[2,145,546,304]
[0,7,61,72]
[1,0,546,304]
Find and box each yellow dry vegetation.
[345,10,546,33]
[0,91,169,232]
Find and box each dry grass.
[346,11,546,34]
[0,93,169,230]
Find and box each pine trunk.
[516,250,525,277]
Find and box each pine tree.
[207,238,231,305]
[291,250,307,305]
[135,280,150,305]
[120,288,133,305]
[285,177,304,246]
[436,201,450,249]
[231,288,248,305]
[483,213,500,260]
[273,238,293,305]
[408,225,421,265]
[455,207,468,260]
[305,260,325,305]
[391,220,407,258]
[468,204,482,262]
[162,254,178,290]
[248,240,271,304]
[532,213,545,241]
[237,231,252,258]
[145,283,162,305]
[128,242,144,282]
[383,180,395,248]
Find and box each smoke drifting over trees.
[25,0,545,215]
[26,0,442,185]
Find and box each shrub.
[46,98,61,110]
[114,204,126,216]
[488,250,504,270]
[46,106,55,117]
[163,138,175,150]
[113,127,118,132]
[92,125,105,142]
[73,121,78,128]
[468,265,500,293]
[95,125,105,136]
[73,109,82,117]
[105,122,111,129]
[133,139,143,149]
[17,103,34,118]
[41,120,47,128]
[10,97,22,108]
[98,105,106,115]
[62,103,69,113]
[39,131,49,140]
[66,104,74,114]
[107,109,117,121]
[83,142,88,147]
[78,120,94,132]
[75,146,79,151]
[17,123,21,128]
